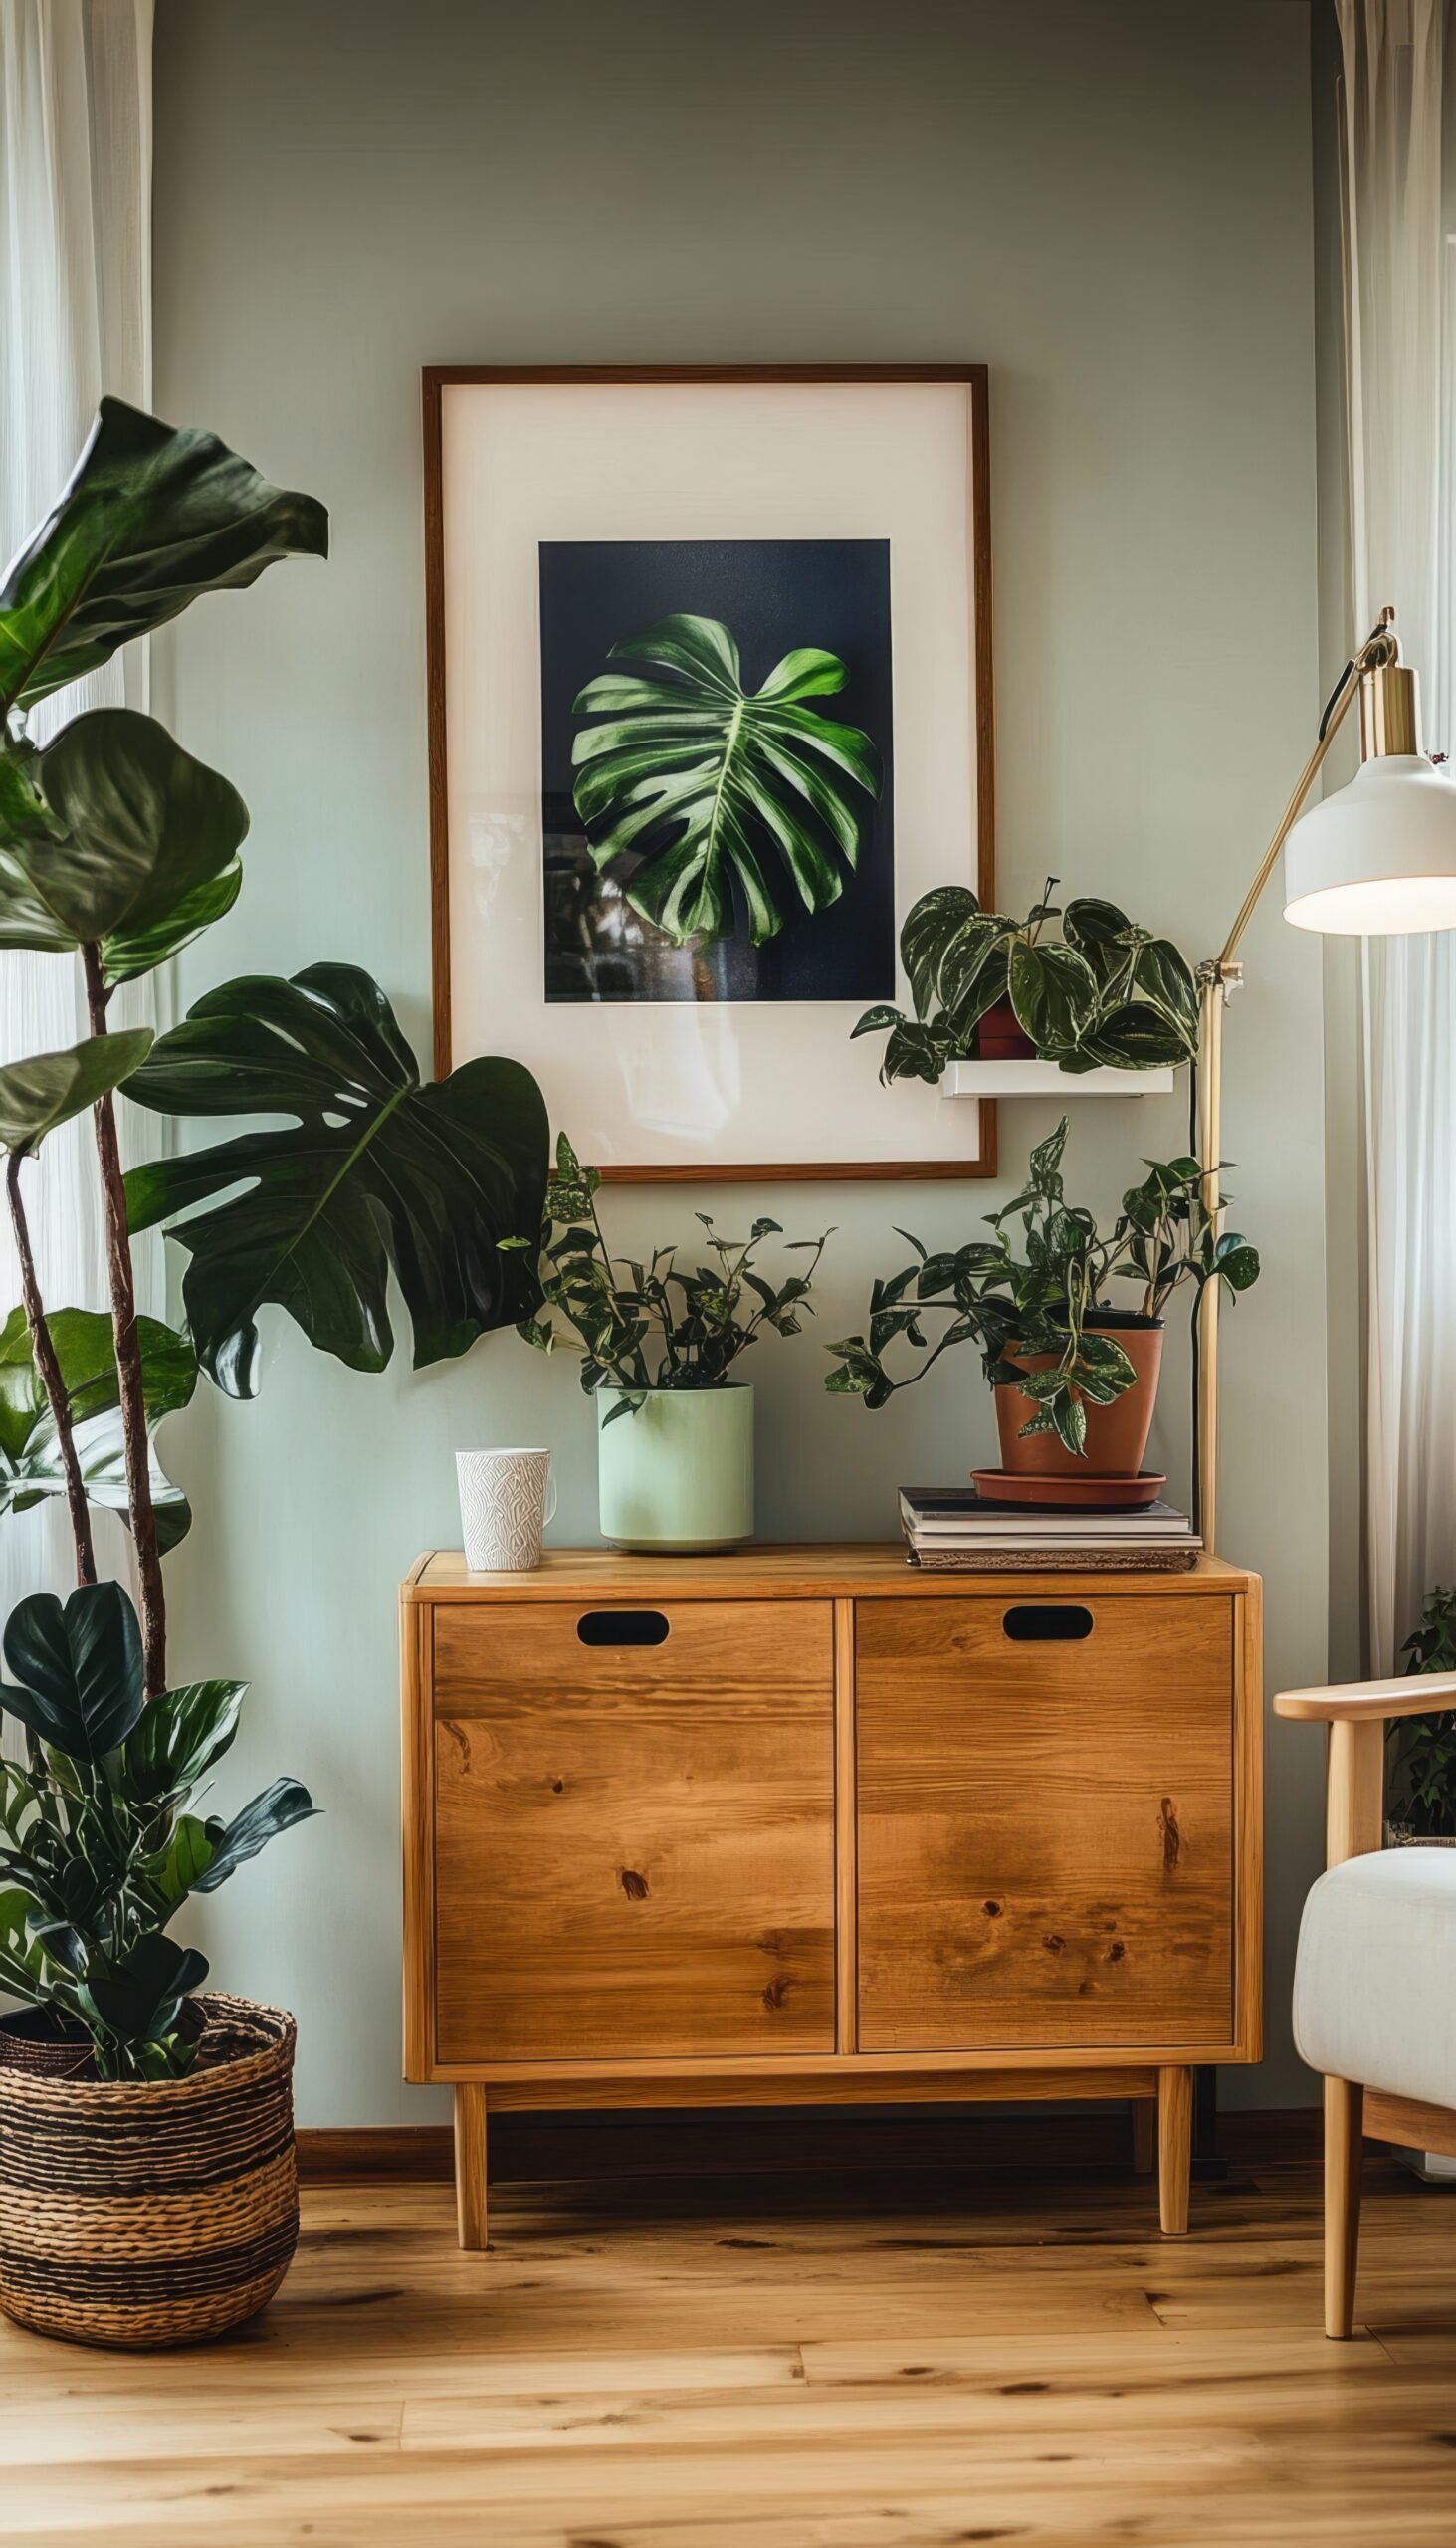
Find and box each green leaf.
[121,963,548,1397]
[0,712,248,979]
[571,613,881,949]
[1,1581,144,1760]
[192,1777,316,1891]
[899,886,979,1019]
[121,1680,247,1805]
[1061,897,1134,966]
[0,397,327,715]
[0,1029,152,1156]
[103,860,243,985]
[1007,940,1099,1055]
[879,1021,946,1087]
[852,1004,905,1039]
[0,1307,196,1553]
[140,1813,217,1910]
[78,1930,210,2049]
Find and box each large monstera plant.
[0,400,548,2077]
[572,613,882,947]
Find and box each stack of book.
[899,1486,1201,1572]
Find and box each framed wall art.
[423,364,996,1181]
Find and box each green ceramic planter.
[596,1385,754,1554]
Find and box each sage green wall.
[152,0,1325,2122]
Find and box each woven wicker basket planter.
[0,1994,298,2350]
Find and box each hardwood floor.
[3,2133,1456,2544]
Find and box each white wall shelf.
[938,1060,1178,1099]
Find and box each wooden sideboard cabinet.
[401,1547,1263,2248]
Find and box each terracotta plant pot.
[994,1319,1164,1480]
[974,996,1037,1061]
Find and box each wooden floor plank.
[1,2154,1454,2543]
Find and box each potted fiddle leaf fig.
[509,1135,831,1550]
[0,399,549,2350]
[853,878,1199,1086]
[825,1118,1258,1488]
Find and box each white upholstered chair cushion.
[1293,1847,1456,2109]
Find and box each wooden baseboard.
[296,2101,1322,2184]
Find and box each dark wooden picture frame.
[422,363,997,1182]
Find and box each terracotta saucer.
[970,1468,1167,1510]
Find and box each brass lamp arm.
[1193,606,1398,1553]
[1215,608,1398,973]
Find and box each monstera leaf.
[0,397,327,714]
[0,1029,152,1155]
[123,963,548,1397]
[0,1307,196,1552]
[572,613,882,947]
[0,710,248,983]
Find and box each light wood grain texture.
[856,1594,1236,2051]
[452,2087,487,2252]
[433,1602,834,2063]
[399,1595,434,2081]
[1364,2089,1456,2161]
[833,1601,857,2056]
[1325,2077,1363,2339]
[1326,1719,1385,1866]
[410,1545,1254,1602]
[1235,1580,1265,2062]
[1275,1670,1456,1721]
[7,2157,1456,2543]
[482,2064,1159,2111]
[1158,2064,1193,2235]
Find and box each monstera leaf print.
[571,613,882,948]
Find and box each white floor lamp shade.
[1284,754,1456,936]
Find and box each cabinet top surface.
[405,1546,1257,1601]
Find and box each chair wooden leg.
[1157,2064,1192,2235]
[454,2083,488,2251]
[1324,2076,1362,2339]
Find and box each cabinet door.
[434,1600,834,2063]
[857,1594,1235,2052]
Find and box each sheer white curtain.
[0,0,156,1615]
[1337,0,1455,1671]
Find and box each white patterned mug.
[456,1448,558,1572]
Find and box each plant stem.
[81,944,165,1696]
[5,1151,97,1588]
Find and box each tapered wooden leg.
[1157,2065,1192,2235]
[454,2084,488,2250]
[1324,2076,1362,2339]
[1132,2097,1157,2175]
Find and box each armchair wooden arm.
[1274,1671,1456,1867]
[1274,1672,1456,1723]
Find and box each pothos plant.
[854,880,1200,1085]
[507,1135,832,1419]
[571,613,882,950]
[825,1118,1259,1456]
[1390,1587,1456,1840]
[0,400,549,2075]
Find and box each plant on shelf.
[853,879,1200,1085]
[506,1134,831,1551]
[1389,1587,1456,1842]
[825,1117,1258,1467]
[0,400,549,2349]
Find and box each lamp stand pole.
[1193,609,1396,1553]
